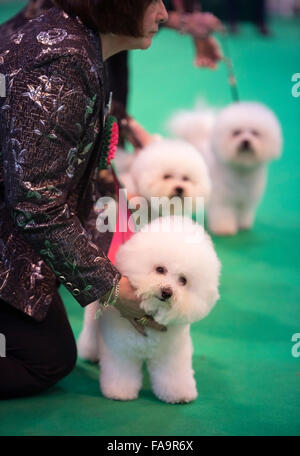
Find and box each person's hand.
[193,35,223,69]
[114,276,167,336]
[184,12,223,39]
[165,11,223,70]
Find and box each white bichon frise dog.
[114,138,211,218]
[169,102,283,235]
[78,216,221,404]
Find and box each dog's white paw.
[153,379,198,404]
[77,330,99,363]
[208,218,238,236]
[100,380,139,401]
[239,212,255,231]
[156,386,198,404]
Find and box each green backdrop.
[0,1,299,437]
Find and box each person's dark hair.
[53,0,154,37]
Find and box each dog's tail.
[166,100,218,153]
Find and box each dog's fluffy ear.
[114,148,135,175]
[249,103,283,161]
[264,109,283,160]
[118,172,137,194]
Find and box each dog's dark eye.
[233,130,242,137]
[182,176,190,181]
[179,276,187,286]
[163,174,172,179]
[251,130,260,137]
[156,266,167,275]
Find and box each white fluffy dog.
[78,216,221,404]
[114,138,211,218]
[169,102,283,235]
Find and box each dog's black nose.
[161,287,173,300]
[240,139,251,151]
[174,186,184,196]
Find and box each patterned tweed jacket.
[0,7,121,321]
[0,0,54,41]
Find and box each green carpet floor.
[0,2,300,436]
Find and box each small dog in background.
[78,216,221,404]
[168,101,283,235]
[114,138,211,220]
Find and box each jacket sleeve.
[2,54,121,307]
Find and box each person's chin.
[139,36,153,50]
[125,34,155,51]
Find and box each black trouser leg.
[0,293,77,399]
[226,0,239,33]
[254,0,267,25]
[254,0,269,35]
[227,0,238,23]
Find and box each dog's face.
[212,102,282,168]
[116,216,221,326]
[130,139,211,214]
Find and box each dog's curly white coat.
[169,102,283,235]
[78,216,221,404]
[114,138,211,217]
